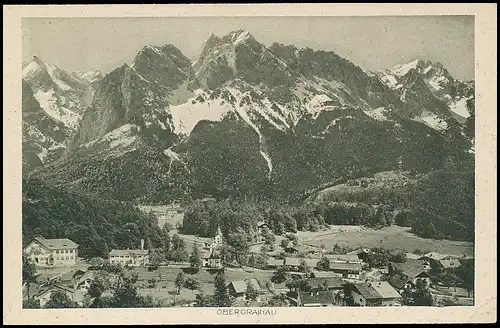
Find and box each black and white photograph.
[3,4,497,325]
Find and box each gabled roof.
[308,277,346,290]
[352,283,383,300]
[438,258,462,268]
[330,262,362,272]
[420,252,448,261]
[394,259,429,279]
[285,257,302,267]
[266,258,285,266]
[310,271,339,278]
[387,274,411,290]
[323,254,361,263]
[370,281,402,299]
[228,278,261,294]
[32,237,78,250]
[109,249,149,256]
[298,290,335,305]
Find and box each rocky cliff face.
[29,30,475,202]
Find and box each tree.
[23,298,40,309]
[286,278,312,292]
[271,266,291,284]
[317,257,330,271]
[112,278,153,308]
[280,239,290,249]
[189,243,203,270]
[44,291,78,308]
[213,272,231,307]
[412,279,434,306]
[175,272,186,294]
[171,234,186,252]
[149,250,163,269]
[184,277,201,293]
[22,255,36,299]
[299,259,311,276]
[267,293,288,307]
[455,260,474,297]
[226,232,250,266]
[245,281,259,301]
[89,257,106,269]
[195,291,212,307]
[87,271,111,308]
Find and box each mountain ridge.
[26,30,475,203]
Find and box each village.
[22,203,474,308]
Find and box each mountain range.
[23,29,475,203]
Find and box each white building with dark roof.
[109,239,149,267]
[24,236,79,267]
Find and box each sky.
[22,16,475,80]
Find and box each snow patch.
[381,74,398,88]
[169,94,233,135]
[34,89,81,129]
[412,110,449,131]
[449,98,470,119]
[391,60,420,77]
[364,107,389,121]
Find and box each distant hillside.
[310,169,475,241]
[22,178,165,258]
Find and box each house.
[308,277,346,292]
[109,240,149,267]
[24,236,79,267]
[266,257,285,269]
[208,249,223,269]
[329,262,362,279]
[227,278,262,299]
[419,252,462,269]
[76,271,97,291]
[297,290,336,307]
[348,281,402,307]
[394,259,432,285]
[324,254,361,264]
[59,268,87,288]
[284,257,319,270]
[205,226,224,251]
[437,257,462,269]
[387,274,412,293]
[310,271,341,279]
[34,283,76,308]
[256,221,269,242]
[284,257,302,269]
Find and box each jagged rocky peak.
[190,30,267,90]
[133,43,192,90]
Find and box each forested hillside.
[22,178,165,258]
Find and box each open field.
[131,266,274,305]
[303,225,473,256]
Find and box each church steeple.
[217,225,222,236]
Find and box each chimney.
[141,239,145,250]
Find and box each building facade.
[24,236,79,267]
[109,249,149,267]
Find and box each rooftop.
[394,259,428,279]
[370,281,402,299]
[298,290,335,305]
[308,277,346,290]
[228,278,261,294]
[330,262,362,272]
[109,249,149,256]
[33,236,78,250]
[387,274,411,290]
[310,271,340,278]
[352,283,382,300]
